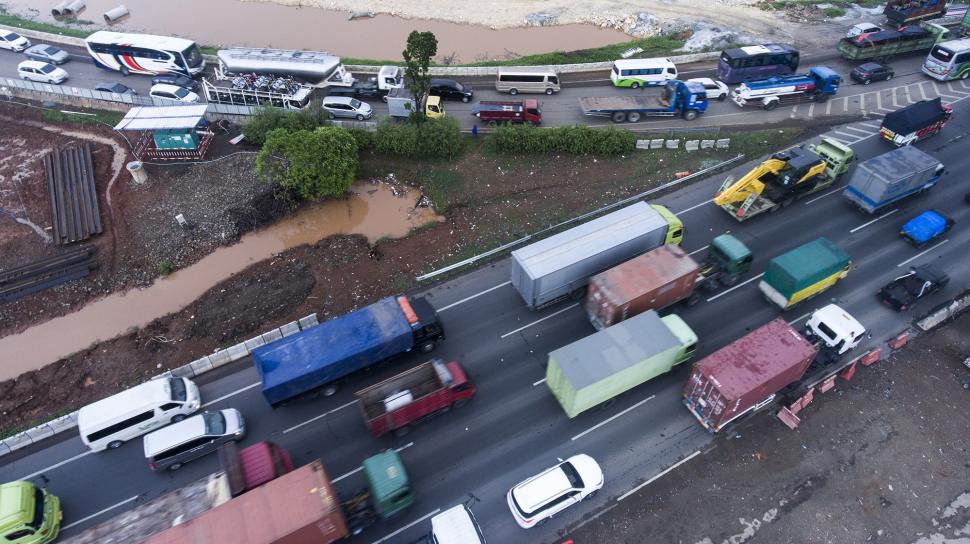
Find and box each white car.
[0,30,30,52]
[507,454,604,529]
[18,60,68,84]
[688,77,729,101]
[847,22,882,38]
[149,83,200,103]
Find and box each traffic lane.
[0,47,157,94]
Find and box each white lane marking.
[788,312,811,325]
[706,273,764,302]
[849,208,898,234]
[674,200,711,215]
[837,124,871,136]
[19,451,93,482]
[688,245,709,256]
[334,442,414,484]
[500,303,578,339]
[62,495,139,531]
[897,239,949,268]
[617,450,702,502]
[919,81,931,101]
[370,509,441,544]
[571,395,655,441]
[804,187,843,205]
[202,382,262,408]
[437,281,511,312]
[282,399,358,434]
[533,378,547,387]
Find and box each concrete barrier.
[917,288,970,331]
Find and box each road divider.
[370,508,441,544]
[897,239,948,267]
[437,281,511,312]
[62,495,139,532]
[571,395,655,441]
[706,273,765,303]
[500,303,579,339]
[849,208,898,234]
[617,450,702,501]
[282,399,358,435]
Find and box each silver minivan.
[322,95,374,120]
[495,67,560,95]
[144,409,245,471]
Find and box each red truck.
[472,99,542,126]
[355,359,475,438]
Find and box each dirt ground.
[0,117,806,436]
[568,312,970,544]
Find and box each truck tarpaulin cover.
[762,238,850,298]
[881,98,947,135]
[252,297,413,405]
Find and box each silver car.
[24,44,70,65]
[322,96,373,121]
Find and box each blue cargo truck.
[843,146,945,214]
[252,296,445,406]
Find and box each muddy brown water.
[5,0,630,62]
[0,182,441,381]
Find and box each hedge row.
[487,124,637,155]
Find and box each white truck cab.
[804,303,866,356]
[378,65,404,91]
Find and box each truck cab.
[804,304,866,356]
[386,88,446,119]
[363,450,415,519]
[704,234,753,285]
[809,66,841,96]
[0,482,61,544]
[671,80,709,119]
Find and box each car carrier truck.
[758,238,851,311]
[683,305,865,434]
[510,201,684,310]
[714,137,855,221]
[731,66,841,110]
[578,80,708,122]
[546,309,697,418]
[252,296,445,405]
[584,236,753,329]
[842,145,946,214]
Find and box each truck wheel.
[630,82,640,89]
[686,293,701,306]
[611,111,627,123]
[683,110,698,121]
[393,425,411,438]
[962,71,969,80]
[322,384,339,397]
[763,100,778,111]
[545,88,554,95]
[627,111,642,123]
[382,95,388,103]
[453,398,469,409]
[816,92,830,103]
[120,65,129,76]
[721,274,740,287]
[509,88,519,95]
[487,120,497,128]
[419,340,436,353]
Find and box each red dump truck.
[472,99,542,126]
[355,359,475,438]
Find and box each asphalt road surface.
[2,79,969,542]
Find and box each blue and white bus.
[922,38,970,80]
[717,44,799,85]
[85,31,205,76]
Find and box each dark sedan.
[95,82,137,95]
[327,80,388,101]
[430,78,473,102]
[877,265,948,311]
[850,62,894,85]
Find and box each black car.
[151,73,198,91]
[429,78,473,102]
[327,80,388,101]
[877,265,949,311]
[850,62,894,85]
[94,82,137,95]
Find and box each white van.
[610,58,677,88]
[78,377,202,451]
[495,67,560,95]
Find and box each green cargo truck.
[837,22,948,62]
[758,238,851,311]
[0,481,61,544]
[546,310,697,418]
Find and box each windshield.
[350,98,362,109]
[561,462,584,488]
[169,378,187,401]
[930,45,954,63]
[39,64,56,74]
[43,46,59,54]
[182,44,203,67]
[3,32,20,41]
[174,87,190,98]
[203,412,226,435]
[28,487,45,530]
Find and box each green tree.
[255,127,359,200]
[402,30,438,120]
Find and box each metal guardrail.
[415,153,747,281]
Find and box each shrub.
[347,127,375,150]
[823,6,846,16]
[374,117,463,159]
[256,126,359,200]
[488,124,636,155]
[242,105,329,146]
[158,260,172,275]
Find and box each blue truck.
[251,296,445,406]
[900,210,954,246]
[731,66,841,111]
[578,80,708,123]
[843,146,946,214]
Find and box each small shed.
[114,105,213,160]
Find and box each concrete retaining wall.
[917,288,970,332]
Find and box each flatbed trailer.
[578,80,708,122]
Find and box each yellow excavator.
[714,138,855,221]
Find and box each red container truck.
[355,359,475,438]
[683,319,818,433]
[472,99,542,126]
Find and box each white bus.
[922,38,970,81]
[215,48,354,87]
[85,31,204,76]
[610,58,678,88]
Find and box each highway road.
[2,79,970,542]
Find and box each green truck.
[0,481,61,544]
[838,21,948,62]
[546,310,697,418]
[758,238,851,311]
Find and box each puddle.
[0,181,441,381]
[1,0,630,62]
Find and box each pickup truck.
[900,209,954,246]
[472,99,541,126]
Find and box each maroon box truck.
[472,99,542,126]
[584,244,700,330]
[683,318,818,433]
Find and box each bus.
[716,44,799,84]
[215,48,354,88]
[85,31,204,76]
[922,38,970,80]
[610,58,678,88]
